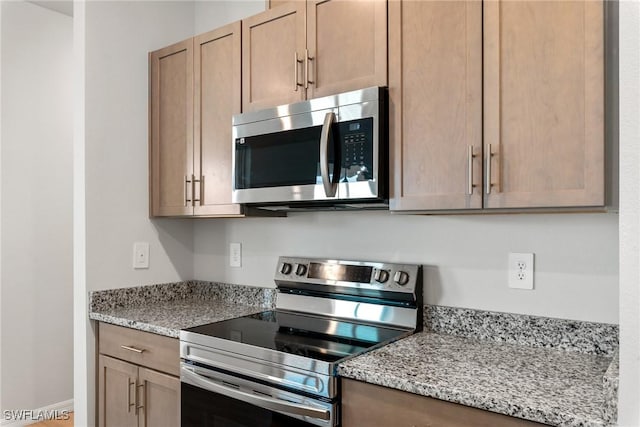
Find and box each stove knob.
[295,263,308,276]
[374,269,390,283]
[393,271,410,286]
[279,262,293,275]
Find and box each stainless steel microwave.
[231,87,388,210]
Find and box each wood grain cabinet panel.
[149,39,194,217]
[390,0,606,212]
[98,324,180,427]
[242,2,306,112]
[483,0,604,209]
[150,22,248,217]
[194,23,244,216]
[389,0,482,211]
[306,0,387,99]
[138,367,180,427]
[243,0,386,111]
[341,379,545,427]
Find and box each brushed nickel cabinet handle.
[467,145,476,195]
[294,52,303,91]
[120,345,145,354]
[199,175,204,206]
[127,379,135,413]
[136,383,145,415]
[485,143,492,194]
[184,175,192,206]
[305,49,314,89]
[191,174,200,205]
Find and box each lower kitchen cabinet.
[97,323,180,427]
[341,379,544,427]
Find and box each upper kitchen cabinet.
[483,0,604,209]
[149,39,193,217]
[389,0,482,211]
[149,22,246,217]
[390,0,607,212]
[193,23,244,216]
[242,0,387,112]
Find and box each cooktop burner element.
[180,256,422,427]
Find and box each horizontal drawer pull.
[120,345,145,354]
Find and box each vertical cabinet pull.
[305,49,314,89]
[184,175,192,206]
[294,52,303,91]
[191,174,200,205]
[199,175,204,206]
[485,144,492,194]
[136,382,145,415]
[127,379,135,413]
[467,145,476,195]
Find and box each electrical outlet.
[133,242,149,269]
[230,243,242,267]
[508,252,534,290]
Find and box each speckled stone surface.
[88,281,276,337]
[425,305,619,357]
[602,351,619,425]
[338,332,613,427]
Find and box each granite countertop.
[88,281,276,338]
[89,298,266,338]
[89,282,618,426]
[339,327,616,427]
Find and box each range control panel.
[274,256,420,294]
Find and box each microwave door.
[233,111,340,204]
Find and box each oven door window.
[182,383,319,427]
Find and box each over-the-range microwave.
[231,86,388,210]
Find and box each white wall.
[84,0,195,293]
[75,2,195,425]
[617,0,640,424]
[1,0,73,416]
[194,0,265,34]
[194,212,618,324]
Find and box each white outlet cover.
[508,252,534,290]
[230,242,242,267]
[133,242,149,269]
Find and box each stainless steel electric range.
[179,256,422,427]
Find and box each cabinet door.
[342,379,544,427]
[306,0,387,99]
[194,22,244,217]
[98,355,138,427]
[138,367,180,427]
[150,39,194,217]
[389,0,482,211]
[483,0,604,209]
[242,2,306,112]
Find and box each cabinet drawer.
[99,323,179,376]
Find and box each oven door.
[181,363,337,427]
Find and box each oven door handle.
[181,366,331,421]
[319,111,337,198]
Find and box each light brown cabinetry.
[242,0,387,112]
[149,22,246,217]
[390,0,606,212]
[341,379,544,427]
[98,323,180,427]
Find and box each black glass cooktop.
[183,310,409,363]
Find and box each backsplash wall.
[193,211,618,324]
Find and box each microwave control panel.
[339,118,374,182]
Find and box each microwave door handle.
[320,112,337,197]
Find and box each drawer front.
[99,323,179,376]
